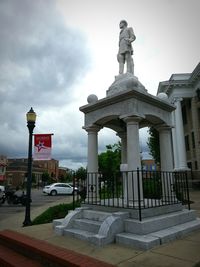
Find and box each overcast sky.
[0,0,199,169]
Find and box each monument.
[54,21,200,250]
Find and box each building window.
[182,105,187,124]
[185,135,190,151]
[188,99,191,109]
[187,162,192,169]
[192,132,195,149]
[195,161,198,170]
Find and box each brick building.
[6,158,59,187]
[0,155,7,185]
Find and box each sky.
[0,0,199,170]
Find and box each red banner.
[33,134,52,160]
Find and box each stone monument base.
[106,73,147,97]
[53,204,200,250]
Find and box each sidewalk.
[1,190,200,267]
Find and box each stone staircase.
[54,206,200,250]
[54,208,127,246]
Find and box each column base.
[173,167,190,172]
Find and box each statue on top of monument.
[117,20,136,75]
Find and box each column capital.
[156,124,172,132]
[122,115,142,124]
[83,125,101,133]
[171,97,183,105]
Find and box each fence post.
[185,171,190,210]
[137,168,142,221]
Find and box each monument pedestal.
[106,73,147,97]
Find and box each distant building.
[58,167,70,180]
[158,62,200,177]
[6,158,44,187]
[33,159,59,181]
[142,159,158,171]
[0,155,7,184]
[6,158,59,187]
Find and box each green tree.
[75,167,87,181]
[98,142,121,176]
[42,172,51,184]
[147,127,160,164]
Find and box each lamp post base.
[23,220,32,227]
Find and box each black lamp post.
[23,107,36,227]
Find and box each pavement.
[0,190,200,267]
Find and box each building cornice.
[157,62,200,95]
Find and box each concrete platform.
[0,189,200,267]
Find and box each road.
[0,188,72,221]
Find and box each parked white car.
[43,183,77,196]
[0,185,5,192]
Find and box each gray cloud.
[0,0,91,106]
[0,0,92,163]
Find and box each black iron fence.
[73,170,191,217]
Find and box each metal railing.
[73,170,190,220]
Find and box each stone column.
[124,116,141,170]
[123,116,143,205]
[173,98,188,170]
[158,125,173,172]
[84,125,100,203]
[117,131,128,204]
[157,125,176,201]
[117,131,127,164]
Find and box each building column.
[84,125,101,202]
[171,111,179,170]
[191,97,200,170]
[173,98,188,170]
[123,116,143,204]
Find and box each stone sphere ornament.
[87,94,98,104]
[157,92,168,100]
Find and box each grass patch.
[32,201,80,225]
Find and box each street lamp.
[23,107,36,227]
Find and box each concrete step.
[124,209,196,234]
[83,209,111,221]
[116,218,200,250]
[116,232,160,250]
[63,228,96,241]
[73,218,101,233]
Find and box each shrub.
[32,202,80,225]
[143,178,162,199]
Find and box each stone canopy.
[80,82,175,133]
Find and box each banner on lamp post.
[33,134,53,160]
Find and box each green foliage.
[32,173,36,184]
[147,127,160,164]
[42,172,53,184]
[143,175,162,199]
[100,181,122,199]
[98,142,121,177]
[32,202,80,225]
[75,167,87,180]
